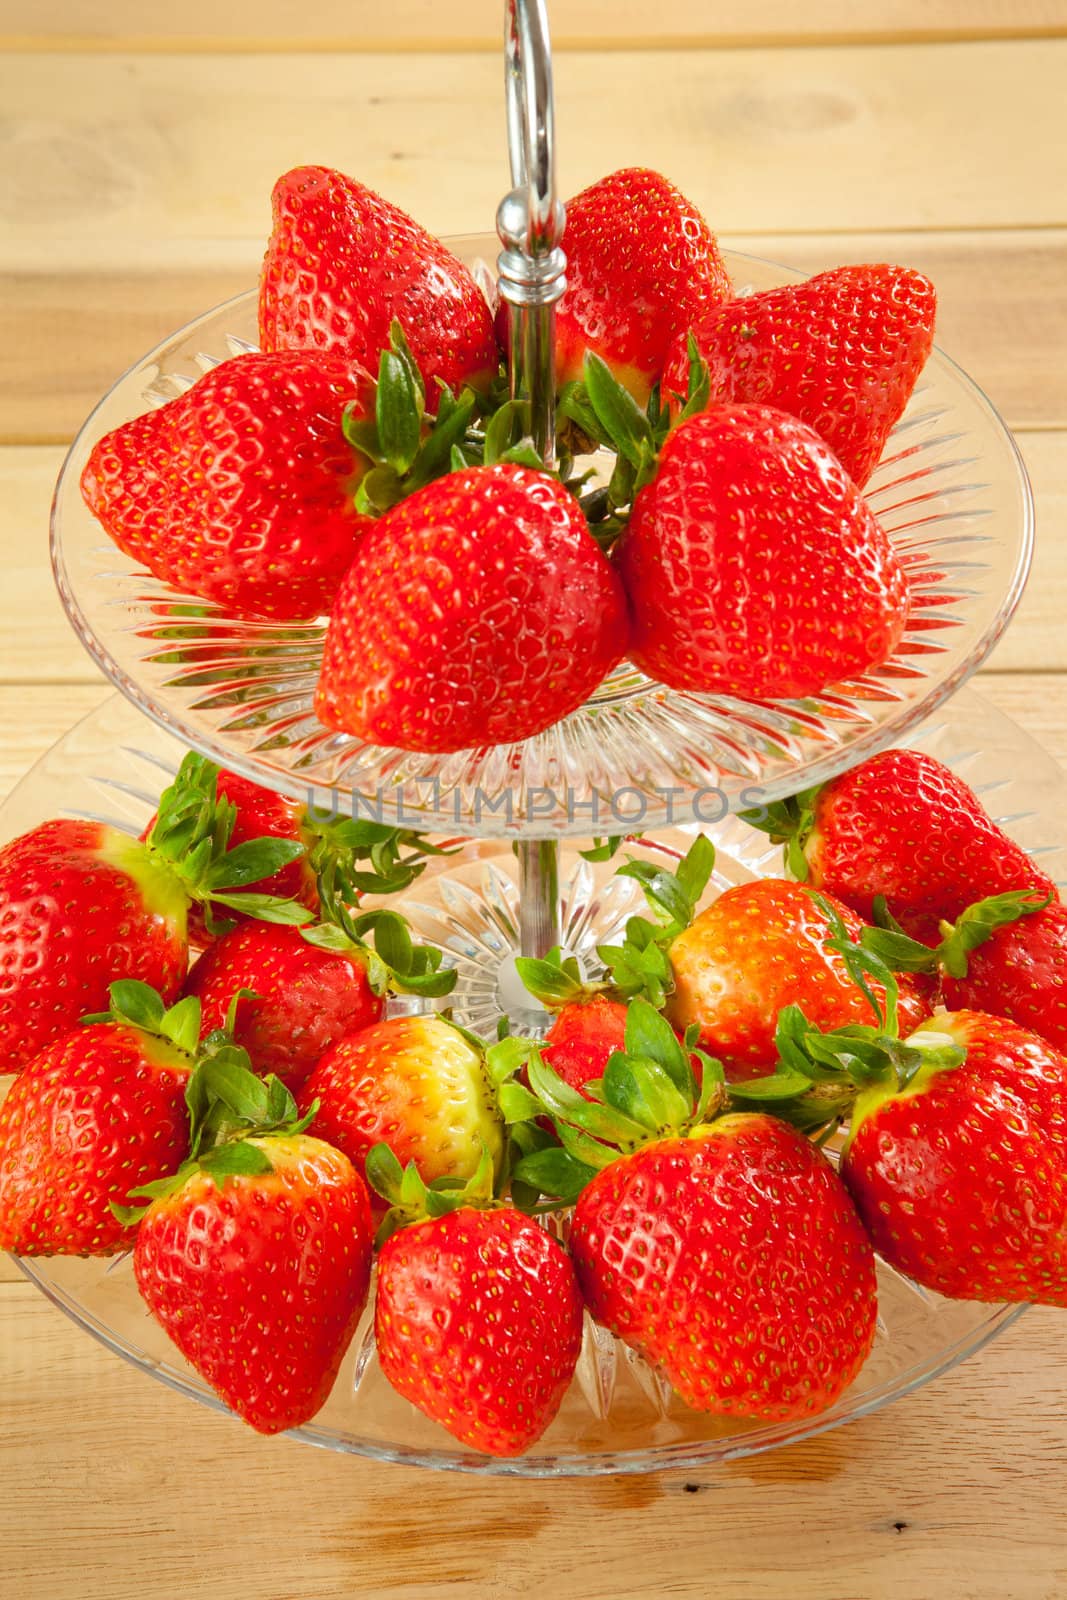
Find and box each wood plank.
[0,685,110,796]
[0,44,1064,269]
[0,1275,1065,1600]
[4,232,1067,445]
[7,0,1067,52]
[0,449,108,682]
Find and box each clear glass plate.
[3,685,1058,1475]
[50,243,1034,837]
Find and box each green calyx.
[112,1043,316,1225]
[301,867,456,1000]
[860,888,1052,982]
[513,997,725,1205]
[301,806,459,902]
[595,834,716,1007]
[344,322,541,517]
[82,978,203,1060]
[726,1002,966,1147]
[738,786,821,882]
[514,947,606,1010]
[366,1140,500,1247]
[556,338,711,550]
[144,752,313,937]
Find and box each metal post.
[496,0,567,958]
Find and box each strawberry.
[942,902,1067,1051]
[860,887,1067,1057]
[81,350,376,622]
[315,464,629,752]
[744,748,1057,944]
[661,264,936,487]
[185,900,455,1087]
[298,1015,505,1191]
[838,1010,1067,1304]
[520,1001,877,1422]
[151,765,448,947]
[130,1060,374,1434]
[614,403,909,699]
[0,983,198,1256]
[259,165,498,407]
[541,994,630,1095]
[512,949,631,1096]
[185,924,382,1087]
[666,880,931,1080]
[551,168,731,405]
[0,754,308,1071]
[369,1148,583,1456]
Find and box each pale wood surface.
[7,0,1067,51]
[3,8,1067,1598]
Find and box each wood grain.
[1,42,1066,264]
[6,232,1066,444]
[0,1276,1065,1600]
[7,0,1067,51]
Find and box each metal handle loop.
[496,0,566,466]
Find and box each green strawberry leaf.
[578,835,631,863]
[376,348,423,476]
[365,1142,406,1206]
[936,888,1051,980]
[97,978,166,1034]
[198,1141,276,1182]
[203,838,305,891]
[159,995,202,1058]
[514,951,587,1006]
[602,1051,691,1134]
[209,891,312,925]
[622,996,696,1107]
[726,1071,815,1102]
[512,1147,601,1203]
[674,333,712,424]
[583,353,655,469]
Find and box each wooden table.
[3,6,1067,1596]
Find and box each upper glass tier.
[51,243,1034,838]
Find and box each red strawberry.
[315,464,629,752]
[0,820,188,1072]
[81,350,374,622]
[298,1015,505,1190]
[541,995,630,1095]
[372,1157,583,1456]
[0,755,308,1072]
[666,879,930,1080]
[523,1002,877,1422]
[937,899,1067,1054]
[615,405,909,699]
[259,165,498,407]
[745,748,1057,945]
[573,1117,875,1419]
[840,1009,1067,1304]
[0,983,197,1256]
[551,168,731,404]
[134,1130,373,1433]
[662,264,936,487]
[184,922,383,1087]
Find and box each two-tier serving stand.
[4,0,1052,1473]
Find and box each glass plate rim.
[49,248,1036,837]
